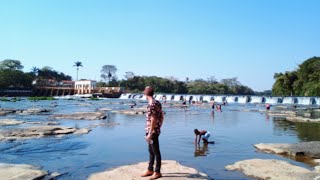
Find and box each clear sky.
[1,0,319,91]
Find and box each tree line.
[272,57,320,96]
[0,59,255,95]
[0,59,71,89]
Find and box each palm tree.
[73,61,83,81]
[31,67,39,77]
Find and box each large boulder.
[0,163,48,180]
[0,126,91,141]
[226,159,320,180]
[51,112,107,120]
[255,142,320,159]
[88,160,208,180]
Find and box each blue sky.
[1,0,319,91]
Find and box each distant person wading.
[141,86,164,180]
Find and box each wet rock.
[47,122,60,125]
[74,128,91,135]
[304,113,312,118]
[255,142,320,159]
[51,112,107,120]
[226,159,320,180]
[88,160,208,180]
[286,116,320,123]
[90,122,120,128]
[0,108,17,116]
[267,110,297,117]
[98,108,113,111]
[0,126,90,141]
[0,163,48,180]
[0,119,24,126]
[20,108,52,115]
[111,109,146,115]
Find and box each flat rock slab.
[255,142,320,158]
[88,160,208,180]
[0,126,90,141]
[0,108,18,116]
[226,159,320,180]
[51,112,107,120]
[286,116,320,123]
[0,163,48,180]
[20,108,51,115]
[111,109,146,115]
[0,119,25,126]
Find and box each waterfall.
[265,97,280,104]
[237,96,247,103]
[226,96,235,103]
[119,93,131,99]
[213,96,225,103]
[155,94,163,101]
[166,95,174,101]
[203,95,213,102]
[315,98,320,105]
[250,96,262,103]
[282,97,293,104]
[297,97,313,105]
[118,93,320,105]
[174,95,184,101]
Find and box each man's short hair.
[144,86,154,96]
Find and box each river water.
[0,99,320,180]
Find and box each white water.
[297,97,311,105]
[213,96,224,103]
[119,93,320,105]
[203,95,213,102]
[265,97,279,104]
[225,96,235,103]
[174,95,184,101]
[282,97,293,104]
[250,96,262,103]
[238,96,247,104]
[315,98,320,105]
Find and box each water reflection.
[194,143,209,157]
[295,123,320,141]
[273,117,320,141]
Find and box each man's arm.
[195,135,198,144]
[146,116,156,140]
[198,135,202,144]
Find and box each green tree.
[0,59,24,71]
[124,71,135,80]
[101,65,117,84]
[272,57,320,96]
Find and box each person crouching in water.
[194,129,214,144]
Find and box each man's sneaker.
[140,170,154,177]
[149,172,162,180]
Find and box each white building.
[74,80,97,94]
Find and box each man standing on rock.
[141,86,164,180]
